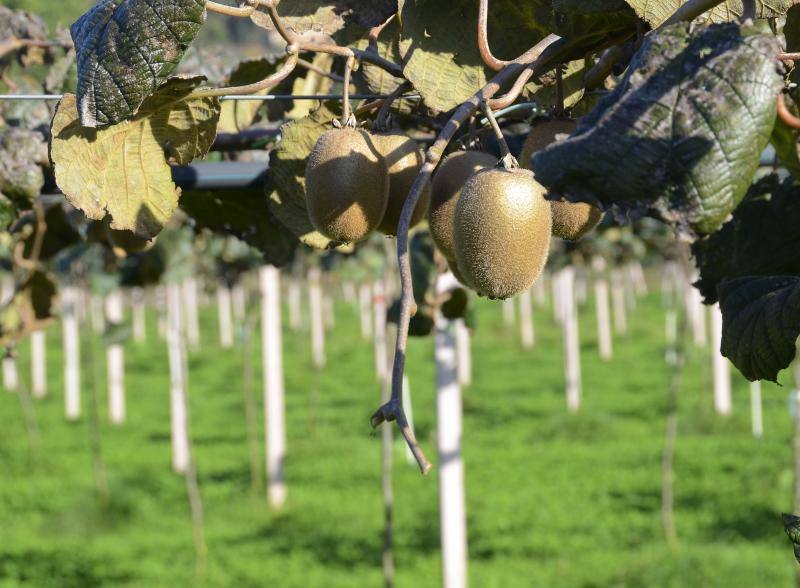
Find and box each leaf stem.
[778,93,800,129]
[188,53,298,99]
[481,100,513,164]
[478,0,509,71]
[341,56,356,125]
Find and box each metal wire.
[0,93,421,102]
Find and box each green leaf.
[625,0,800,28]
[553,0,637,44]
[71,0,207,127]
[251,0,397,36]
[718,276,800,382]
[266,102,340,249]
[51,78,220,239]
[180,189,298,266]
[783,513,800,564]
[532,22,783,239]
[398,0,550,113]
[217,59,278,134]
[692,175,800,304]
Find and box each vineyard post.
[105,289,126,424]
[750,380,763,439]
[533,274,547,308]
[167,283,190,473]
[182,278,201,351]
[435,275,468,588]
[610,267,627,335]
[260,265,287,509]
[30,329,46,398]
[502,297,515,329]
[561,267,582,413]
[308,267,326,369]
[455,320,472,387]
[131,287,147,343]
[710,303,732,416]
[62,284,81,421]
[217,281,234,349]
[592,256,613,361]
[359,283,373,341]
[519,287,535,350]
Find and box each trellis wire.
[0,93,421,102]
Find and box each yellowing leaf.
[626,0,799,27]
[51,79,220,239]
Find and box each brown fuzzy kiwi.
[521,118,603,241]
[305,127,389,243]
[372,132,430,236]
[453,167,551,300]
[446,255,473,289]
[429,150,497,259]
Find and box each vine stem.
[370,33,567,474]
[341,56,356,125]
[478,0,509,71]
[188,52,299,99]
[375,81,412,131]
[481,100,514,165]
[206,0,255,17]
[778,93,800,129]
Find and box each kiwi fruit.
[429,150,497,259]
[520,118,604,241]
[453,167,551,300]
[305,127,389,243]
[372,132,430,236]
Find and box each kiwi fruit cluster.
[429,150,552,300]
[520,118,604,241]
[305,125,429,243]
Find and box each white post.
[519,289,535,350]
[455,319,472,387]
[359,283,373,341]
[632,261,648,296]
[30,329,46,398]
[575,271,588,306]
[534,273,547,308]
[592,257,613,361]
[232,282,247,325]
[2,354,18,392]
[750,381,763,439]
[435,304,468,588]
[156,286,167,341]
[373,280,388,382]
[105,290,126,424]
[182,278,200,350]
[710,303,732,416]
[308,267,326,369]
[167,283,190,474]
[131,287,147,343]
[610,268,627,335]
[552,273,564,324]
[502,297,515,329]
[324,294,335,331]
[217,282,234,349]
[288,278,302,332]
[561,268,582,412]
[260,266,287,509]
[62,285,81,420]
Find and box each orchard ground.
[0,281,796,587]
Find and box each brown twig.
[778,93,800,129]
[189,52,299,99]
[375,81,412,131]
[370,33,567,475]
[368,13,396,52]
[481,100,515,167]
[341,56,356,125]
[478,0,509,71]
[206,0,255,17]
[297,57,343,82]
[779,52,800,61]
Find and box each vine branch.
[206,1,255,17]
[478,0,509,71]
[371,33,567,474]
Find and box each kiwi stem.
[481,100,514,164]
[372,34,566,475]
[478,0,510,71]
[375,82,412,131]
[341,56,356,126]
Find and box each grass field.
[0,279,798,587]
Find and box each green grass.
[0,283,798,587]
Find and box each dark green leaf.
[71,0,207,127]
[718,276,800,382]
[532,22,783,239]
[692,175,800,304]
